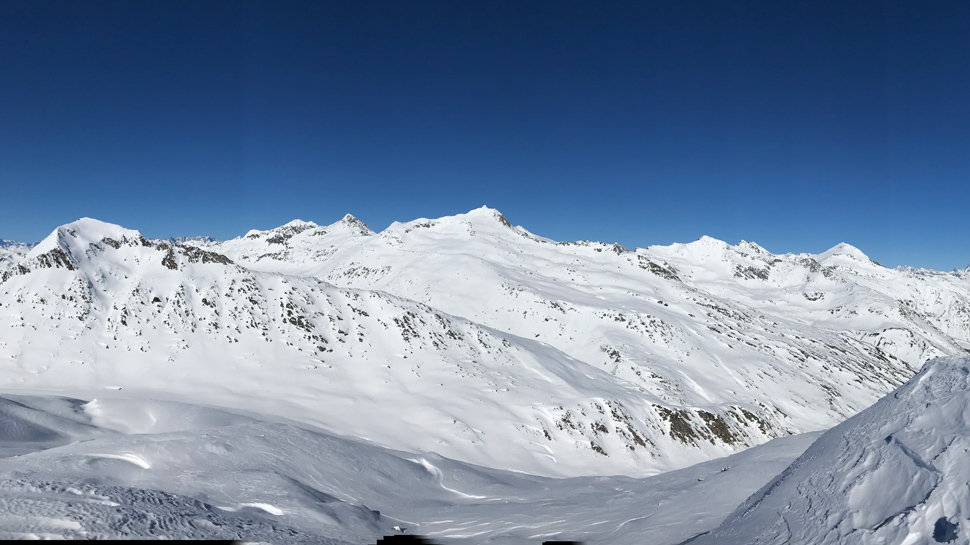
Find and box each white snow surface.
[1,210,970,478]
[0,392,816,543]
[689,355,970,545]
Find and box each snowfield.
[1,207,969,541]
[0,392,816,543]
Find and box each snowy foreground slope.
[688,355,970,545]
[1,211,969,478]
[0,393,816,543]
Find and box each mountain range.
[1,207,969,479]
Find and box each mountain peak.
[27,218,145,258]
[281,219,318,229]
[386,207,515,237]
[816,242,874,264]
[461,206,513,228]
[0,239,34,248]
[684,235,731,252]
[337,214,374,235]
[16,218,150,272]
[243,219,319,242]
[736,240,767,254]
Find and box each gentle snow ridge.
[689,355,970,545]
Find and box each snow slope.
[0,392,816,544]
[688,355,970,545]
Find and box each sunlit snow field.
[0,389,816,543]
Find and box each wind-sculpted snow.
[0,479,353,542]
[688,355,970,545]
[0,393,816,543]
[2,211,970,477]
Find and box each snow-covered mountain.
[0,239,34,273]
[198,208,969,451]
[0,218,740,477]
[165,235,219,245]
[689,355,970,545]
[2,210,969,478]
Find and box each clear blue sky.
[1,1,967,269]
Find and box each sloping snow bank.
[0,392,816,544]
[689,355,970,545]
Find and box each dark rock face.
[161,248,178,270]
[180,246,233,265]
[100,237,121,249]
[734,264,770,281]
[638,256,681,281]
[158,244,233,270]
[31,248,76,271]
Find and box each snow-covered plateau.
[0,207,968,542]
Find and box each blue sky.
[1,1,967,269]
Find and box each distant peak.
[463,206,513,228]
[167,235,218,245]
[244,219,319,241]
[688,235,729,247]
[817,242,872,262]
[281,219,318,229]
[57,218,142,241]
[24,217,147,266]
[0,239,34,248]
[336,214,374,235]
[736,240,767,253]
